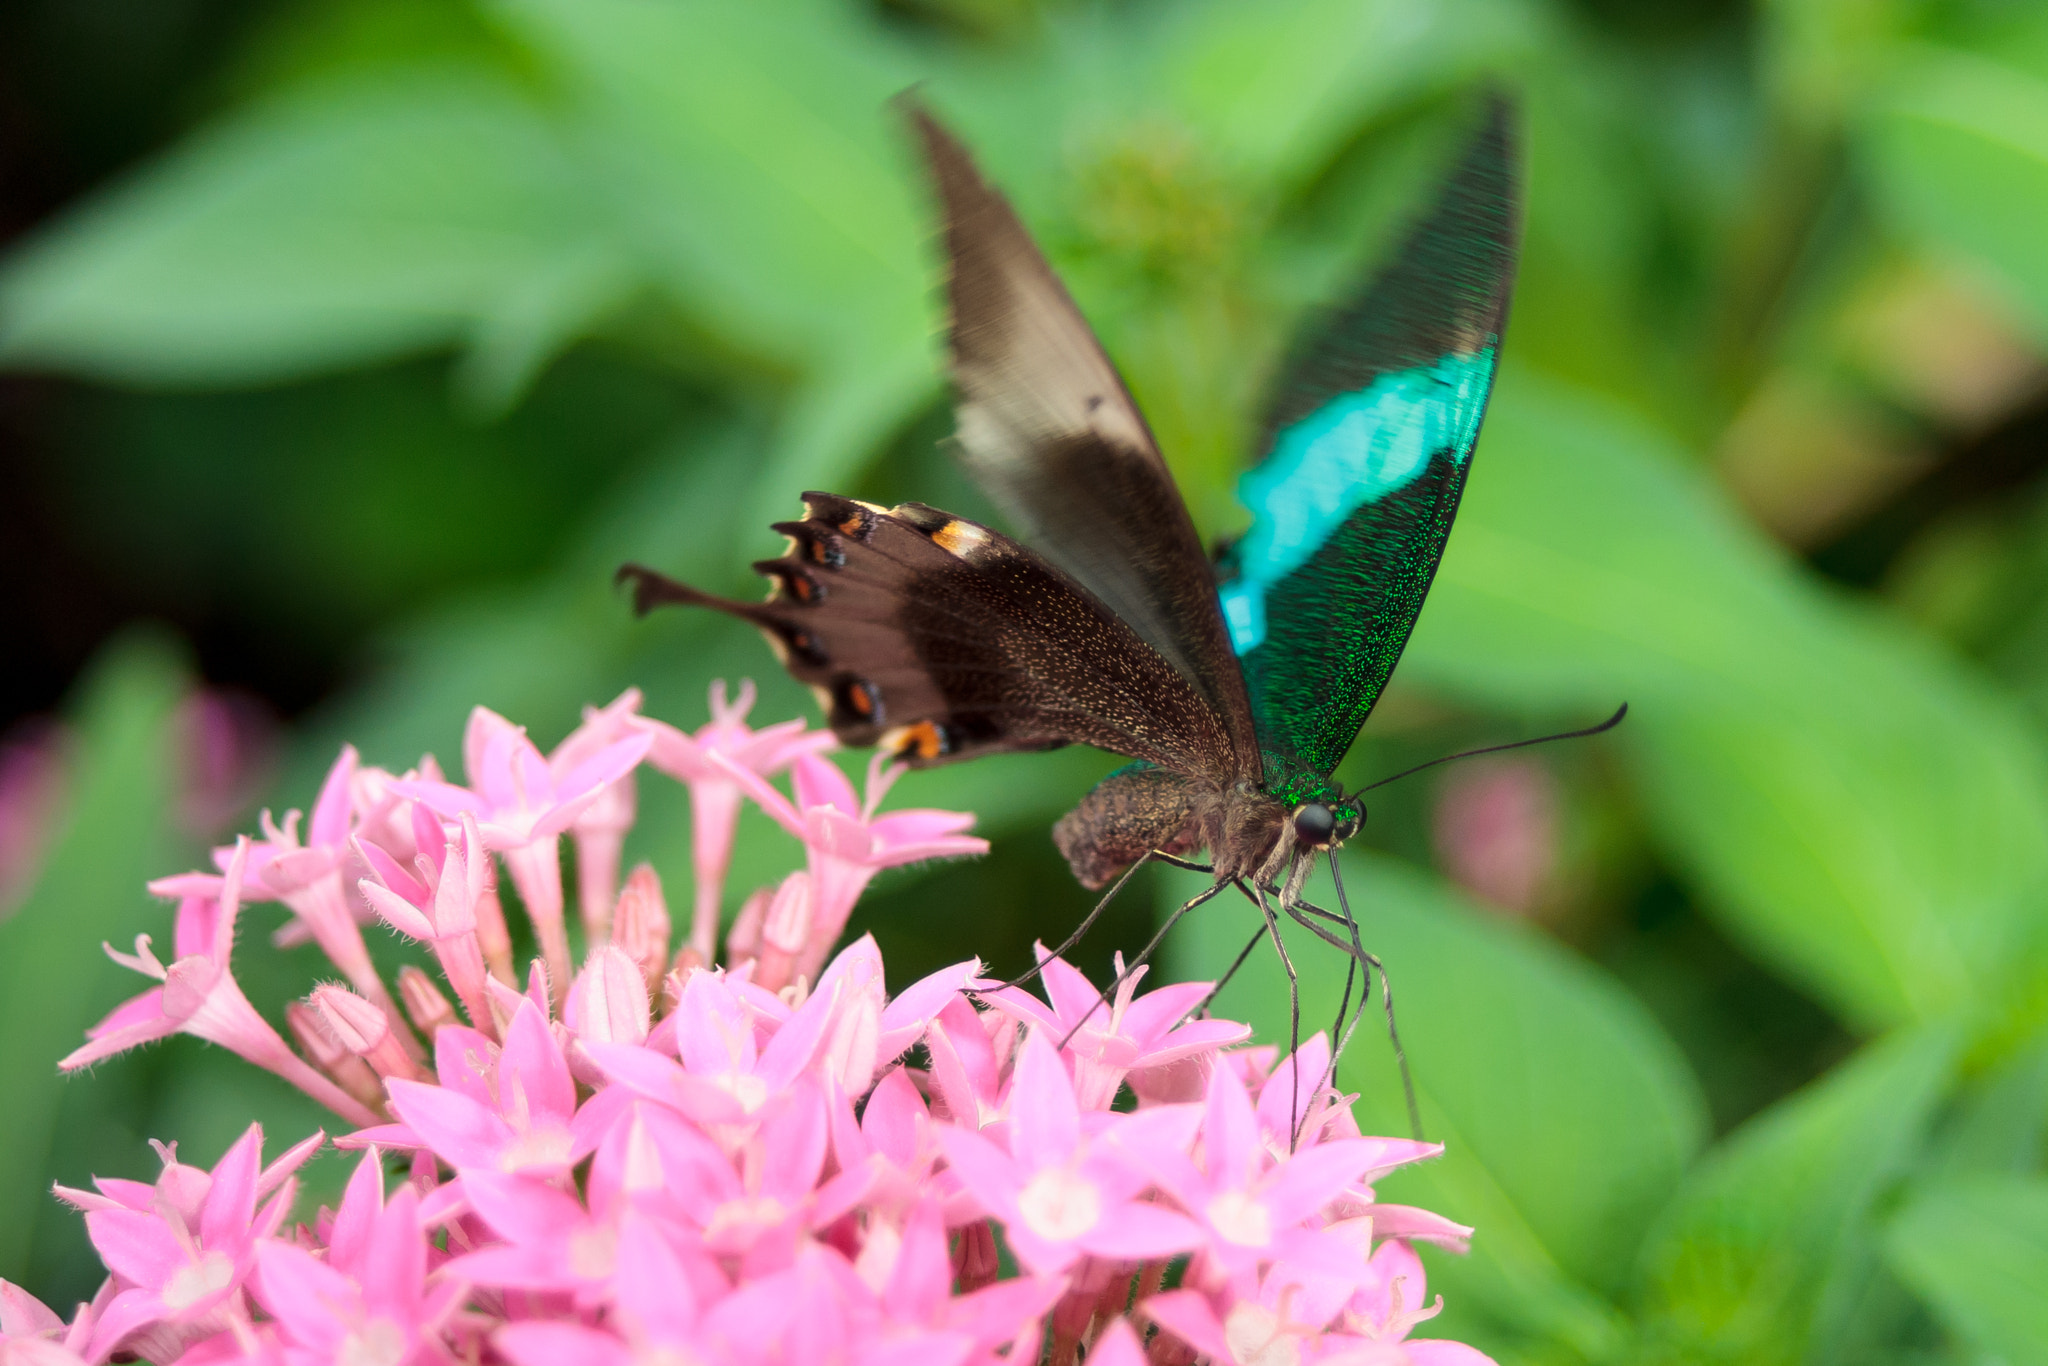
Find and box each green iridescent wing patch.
[1223,98,1520,792]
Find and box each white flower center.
[1206,1189,1273,1247]
[715,1072,770,1114]
[497,1124,574,1172]
[568,1226,617,1280]
[338,1318,407,1366]
[1015,1166,1101,1242]
[1224,1302,1301,1366]
[161,1251,235,1311]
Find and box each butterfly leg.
[1250,879,1307,1147]
[1189,908,1270,1018]
[1053,878,1230,1052]
[983,852,1155,994]
[1284,857,1422,1142]
[986,849,1219,996]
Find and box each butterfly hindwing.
[1222,97,1521,788]
[618,493,1240,777]
[909,108,1260,785]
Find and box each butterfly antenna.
[1354,702,1628,796]
[1327,851,1423,1141]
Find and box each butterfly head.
[1290,798,1363,851]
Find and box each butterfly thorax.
[1257,752,1344,809]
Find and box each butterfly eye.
[1292,803,1337,847]
[1335,804,1364,842]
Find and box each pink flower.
[1145,1049,1433,1285]
[442,1171,628,1308]
[358,809,496,1039]
[923,995,1011,1132]
[619,1074,833,1270]
[253,1159,463,1366]
[717,752,987,984]
[1252,1037,1468,1251]
[693,1242,878,1366]
[549,689,647,944]
[982,952,1250,1110]
[937,1031,1204,1276]
[636,679,836,966]
[79,1125,306,1364]
[565,945,652,1053]
[492,1213,711,1366]
[199,746,406,1036]
[63,843,379,1127]
[1150,1234,1492,1366]
[398,706,651,999]
[365,1001,600,1178]
[865,1199,1063,1360]
[40,687,1503,1366]
[1,1279,91,1366]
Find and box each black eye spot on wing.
[833,675,884,726]
[754,561,825,605]
[768,521,847,570]
[800,492,880,544]
[773,625,828,668]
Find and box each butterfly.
[620,97,1521,959]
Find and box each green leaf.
[0,65,624,391]
[1925,1028,2048,1179]
[1403,372,2048,1030]
[1860,47,2048,344]
[492,0,927,368]
[1886,1173,2048,1366]
[1150,0,1545,195]
[1635,1025,1958,1366]
[1172,852,1707,1360]
[0,633,187,1283]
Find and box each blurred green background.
[4,0,2048,1361]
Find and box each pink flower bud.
[611,863,671,991]
[724,885,773,969]
[311,984,425,1083]
[754,871,811,992]
[567,945,649,1048]
[396,965,457,1037]
[284,1001,383,1113]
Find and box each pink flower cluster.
[10,685,1493,1366]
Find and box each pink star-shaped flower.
[357,1001,605,1178]
[717,752,987,985]
[397,705,650,998]
[981,951,1250,1109]
[79,1125,303,1364]
[1145,1050,1432,1284]
[63,842,378,1127]
[357,809,495,1039]
[253,1160,464,1366]
[936,1030,1203,1276]
[491,1212,716,1366]
[634,679,837,965]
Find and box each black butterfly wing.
[908,107,1260,786]
[618,493,1239,777]
[1221,96,1521,794]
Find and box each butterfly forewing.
[909,108,1259,786]
[1223,97,1521,788]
